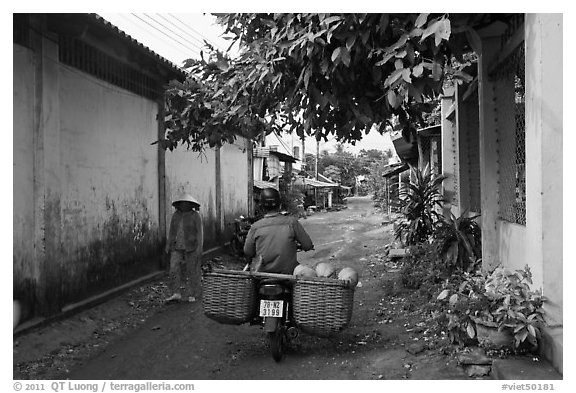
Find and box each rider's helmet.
[260,187,280,209]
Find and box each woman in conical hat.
[165,193,203,303]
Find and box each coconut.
[315,262,337,278]
[338,267,359,287]
[293,264,317,278]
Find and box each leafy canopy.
[161,13,482,152]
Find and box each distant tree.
[323,165,342,183]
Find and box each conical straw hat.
[172,193,200,207]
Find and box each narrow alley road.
[18,196,468,380]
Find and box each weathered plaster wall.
[497,221,526,272]
[13,45,37,305]
[13,38,164,318]
[220,138,250,239]
[164,147,219,248]
[58,65,161,304]
[525,13,563,373]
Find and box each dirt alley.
[13,196,471,380]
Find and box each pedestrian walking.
[165,194,204,303]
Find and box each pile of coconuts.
[293,262,360,288]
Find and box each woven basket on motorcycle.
[202,269,256,324]
[292,277,355,337]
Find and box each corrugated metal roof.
[295,177,339,188]
[90,13,186,78]
[253,180,278,190]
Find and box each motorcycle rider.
[243,187,314,274]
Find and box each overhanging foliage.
[160,13,508,152]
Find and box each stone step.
[492,356,562,380]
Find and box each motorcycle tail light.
[259,285,283,296]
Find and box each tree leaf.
[421,19,441,42]
[402,69,412,83]
[384,69,403,87]
[434,18,451,46]
[412,63,424,77]
[331,47,342,63]
[387,90,397,108]
[437,289,450,300]
[466,322,476,339]
[340,47,351,67]
[415,13,430,28]
[449,293,459,306]
[322,15,342,26]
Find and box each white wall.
[220,139,250,236]
[58,64,161,301]
[524,13,563,372]
[165,146,218,247]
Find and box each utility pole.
[301,136,306,171]
[315,139,319,180]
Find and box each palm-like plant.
[433,212,482,273]
[394,165,446,245]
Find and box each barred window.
[493,44,526,225]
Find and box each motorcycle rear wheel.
[269,329,284,362]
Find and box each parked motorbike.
[229,215,254,257]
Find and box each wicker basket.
[202,269,256,325]
[292,278,354,337]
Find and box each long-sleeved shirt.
[167,210,203,253]
[243,212,314,274]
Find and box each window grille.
[58,36,162,100]
[492,44,526,225]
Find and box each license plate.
[259,300,284,317]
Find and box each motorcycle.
[253,274,298,362]
[245,245,310,362]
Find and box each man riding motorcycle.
[243,187,314,274]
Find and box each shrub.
[394,165,446,246]
[435,266,546,351]
[433,212,482,274]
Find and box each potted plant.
[437,265,546,352]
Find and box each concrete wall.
[164,138,250,248]
[13,44,37,306]
[13,23,250,321]
[496,221,526,272]
[164,147,219,248]
[524,13,563,372]
[58,65,161,304]
[472,14,563,373]
[220,139,250,239]
[13,36,164,318]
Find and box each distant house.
[13,14,251,324]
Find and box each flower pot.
[475,322,514,350]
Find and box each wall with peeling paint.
[13,27,249,322]
[220,139,250,239]
[58,66,161,304]
[13,39,164,319]
[164,138,250,248]
[164,148,219,248]
[13,45,37,307]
